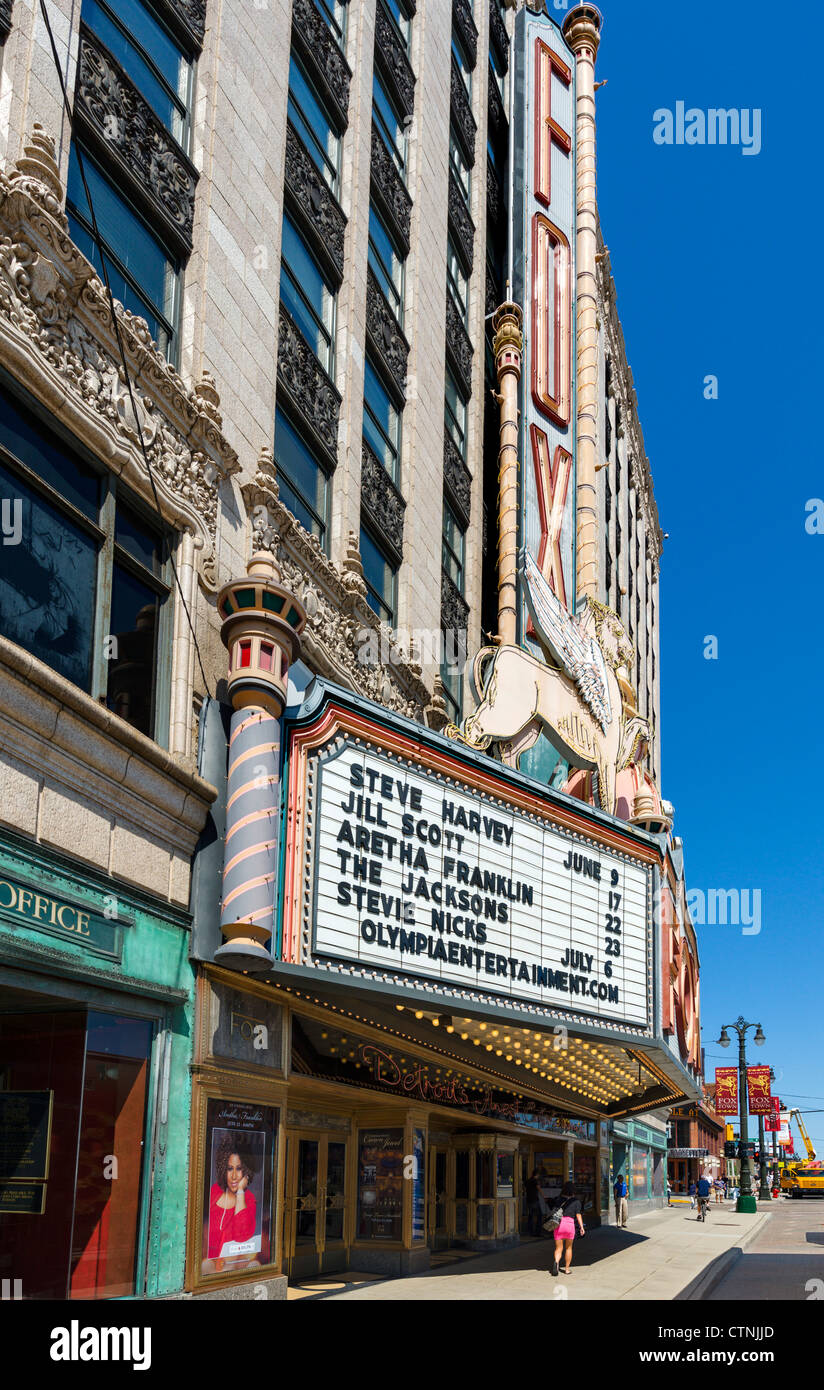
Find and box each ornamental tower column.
[563,4,603,606]
[493,300,524,647]
[214,552,306,972]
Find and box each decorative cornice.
[370,122,412,256]
[448,170,475,275]
[361,439,405,567]
[486,154,502,226]
[374,0,416,120]
[366,265,409,400]
[75,25,198,252]
[292,0,352,132]
[441,568,470,638]
[0,127,238,591]
[284,119,347,284]
[445,290,473,401]
[443,431,472,530]
[452,0,478,70]
[487,70,507,151]
[489,0,509,72]
[276,303,341,470]
[160,0,205,51]
[236,459,429,721]
[0,0,12,45]
[450,56,477,167]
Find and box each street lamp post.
[757,1111,771,1200]
[769,1067,779,1194]
[717,1016,766,1215]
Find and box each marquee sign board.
[303,736,652,1031]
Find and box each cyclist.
[696,1173,712,1220]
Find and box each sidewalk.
[290,1203,774,1302]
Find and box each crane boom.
[789,1109,817,1162]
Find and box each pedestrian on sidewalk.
[550,1182,586,1276]
[713,1177,724,1205]
[613,1171,629,1228]
[688,1180,697,1210]
[525,1171,543,1237]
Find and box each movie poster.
[201,1099,278,1278]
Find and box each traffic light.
[724,1141,737,1158]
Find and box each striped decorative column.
[214,552,306,972]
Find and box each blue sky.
[585,0,824,1150]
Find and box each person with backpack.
[548,1182,586,1275]
[696,1173,712,1220]
[613,1171,629,1228]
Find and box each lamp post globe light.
[718,1017,766,1214]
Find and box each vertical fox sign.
[714,1067,739,1115]
[511,7,577,625]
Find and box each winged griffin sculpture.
[446,550,652,816]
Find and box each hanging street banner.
[714,1067,739,1114]
[747,1065,772,1115]
[764,1096,781,1133]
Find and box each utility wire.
[38,0,212,700]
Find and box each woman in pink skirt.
[552,1182,586,1275]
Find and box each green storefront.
[0,828,194,1299]
[610,1118,669,1218]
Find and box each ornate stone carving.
[0,0,12,45]
[276,304,341,468]
[75,26,198,251]
[163,0,206,48]
[361,439,405,566]
[448,171,475,275]
[284,120,347,283]
[488,72,507,149]
[370,123,412,256]
[450,57,477,166]
[445,290,473,400]
[452,0,478,70]
[366,267,409,400]
[486,260,500,320]
[441,569,470,638]
[0,128,238,591]
[489,0,510,72]
[374,0,416,120]
[443,431,472,530]
[235,465,429,721]
[486,155,502,227]
[292,0,352,131]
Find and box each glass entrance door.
[282,1132,348,1281]
[427,1147,449,1250]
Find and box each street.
[708,1198,824,1301]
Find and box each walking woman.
[551,1182,586,1276]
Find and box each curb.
[675,1210,774,1301]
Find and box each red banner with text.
[764,1095,781,1132]
[714,1067,739,1114]
[747,1065,772,1114]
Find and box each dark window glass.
[360,524,396,625]
[452,35,472,98]
[274,409,328,544]
[447,238,468,325]
[67,146,179,358]
[83,0,189,144]
[315,0,347,45]
[115,503,164,578]
[363,359,401,482]
[0,459,98,691]
[379,0,411,53]
[106,562,160,736]
[280,214,335,372]
[442,500,465,591]
[368,205,404,324]
[288,56,340,192]
[373,71,406,178]
[450,129,471,205]
[444,368,467,458]
[0,385,99,519]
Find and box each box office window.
[0,383,172,742]
[357,1129,403,1241]
[0,1009,153,1300]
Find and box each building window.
[447,237,469,326]
[66,145,180,361]
[360,524,397,625]
[379,0,411,54]
[280,213,336,373]
[82,0,193,149]
[363,358,401,484]
[450,128,471,206]
[274,408,330,546]
[442,500,465,592]
[489,47,506,109]
[315,0,347,46]
[368,204,404,326]
[452,33,472,99]
[373,69,407,179]
[445,368,468,458]
[0,383,171,741]
[441,661,462,724]
[288,54,341,194]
